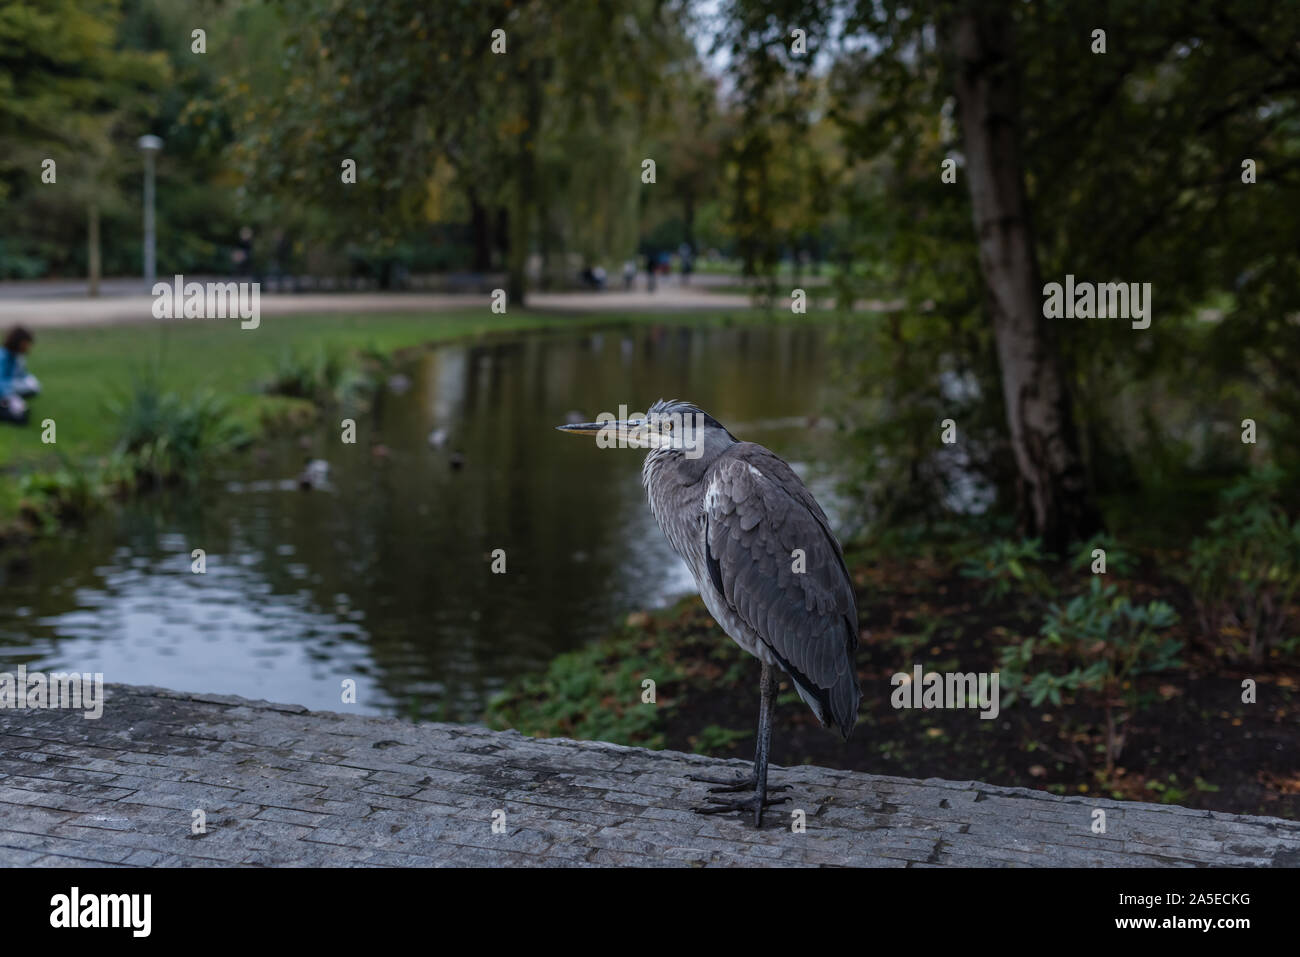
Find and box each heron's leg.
[750,660,779,825]
[694,661,789,827]
[687,661,788,792]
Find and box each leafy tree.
[229,0,691,300]
[0,0,167,279]
[732,0,1300,539]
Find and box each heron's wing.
[703,443,861,737]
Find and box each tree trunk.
[508,58,545,306]
[946,4,1101,552]
[87,202,101,297]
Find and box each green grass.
[0,310,552,471]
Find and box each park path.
[0,278,771,328]
[1,684,1297,867]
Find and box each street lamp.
[137,134,163,287]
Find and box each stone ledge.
[0,684,1296,867]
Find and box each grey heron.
[558,399,861,826]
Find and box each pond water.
[0,321,848,721]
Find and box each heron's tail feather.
[785,666,861,741]
[830,673,862,741]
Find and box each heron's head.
[556,398,737,462]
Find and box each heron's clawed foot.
[695,791,790,827]
[688,770,790,794]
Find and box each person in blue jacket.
[0,326,39,425]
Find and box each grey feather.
[641,400,862,738]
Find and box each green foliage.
[1144,774,1189,806]
[815,0,1300,519]
[17,460,102,527]
[1070,534,1138,577]
[485,627,679,748]
[1038,579,1182,693]
[960,538,1052,603]
[0,0,170,273]
[1186,470,1300,661]
[692,725,750,755]
[833,312,1015,534]
[0,239,46,279]
[228,0,692,296]
[109,379,247,482]
[14,449,138,529]
[1000,577,1182,768]
[262,346,370,408]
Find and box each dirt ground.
[654,556,1299,820]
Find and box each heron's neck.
[640,446,678,492]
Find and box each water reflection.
[0,322,844,721]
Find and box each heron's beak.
[556,419,656,447]
[555,421,608,436]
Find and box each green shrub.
[263,345,370,407]
[1000,577,1182,770]
[692,725,750,755]
[484,628,681,748]
[1070,533,1138,576]
[1186,470,1300,661]
[17,461,103,526]
[959,537,1053,603]
[0,240,47,280]
[110,380,248,482]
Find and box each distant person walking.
[644,250,656,293]
[0,326,39,426]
